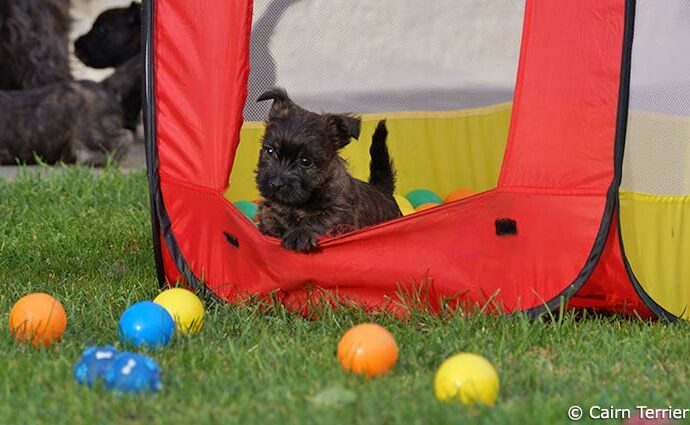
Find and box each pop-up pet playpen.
[144,0,690,320]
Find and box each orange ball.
[9,293,67,347]
[337,323,398,378]
[444,188,475,203]
[415,202,440,212]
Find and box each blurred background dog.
[74,2,141,131]
[0,59,139,165]
[0,0,139,166]
[0,0,71,90]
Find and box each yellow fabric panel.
[619,190,690,318]
[225,102,512,202]
[226,125,265,201]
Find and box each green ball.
[234,201,258,221]
[405,189,442,208]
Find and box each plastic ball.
[393,194,415,216]
[153,288,205,335]
[444,188,475,203]
[234,200,258,221]
[118,301,175,348]
[9,292,67,347]
[337,323,398,378]
[405,189,442,208]
[434,353,499,406]
[415,202,440,212]
[103,352,162,393]
[73,345,120,387]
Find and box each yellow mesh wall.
[618,1,690,319]
[620,111,690,319]
[226,102,512,202]
[621,111,690,195]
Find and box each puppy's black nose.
[269,178,284,191]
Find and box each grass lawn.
[1,167,689,425]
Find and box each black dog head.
[255,88,361,205]
[74,2,141,69]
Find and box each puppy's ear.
[341,115,361,140]
[128,2,141,23]
[257,87,292,119]
[324,114,361,149]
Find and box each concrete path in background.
[0,144,146,180]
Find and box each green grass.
[1,167,689,425]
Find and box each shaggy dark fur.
[101,56,142,132]
[255,88,401,252]
[74,2,142,131]
[0,0,71,90]
[74,2,140,69]
[0,68,138,166]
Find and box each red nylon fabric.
[568,216,654,318]
[161,181,605,313]
[160,235,182,285]
[498,0,624,191]
[152,0,650,316]
[154,0,252,190]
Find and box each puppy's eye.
[299,157,313,167]
[263,147,275,156]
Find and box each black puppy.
[74,2,141,131]
[0,0,71,89]
[74,2,141,69]
[98,56,142,133]
[255,88,401,252]
[0,63,139,166]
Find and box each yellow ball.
[394,194,415,216]
[153,288,205,335]
[434,353,499,406]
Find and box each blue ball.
[118,301,175,348]
[73,345,120,387]
[103,352,162,393]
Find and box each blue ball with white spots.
[103,352,163,393]
[73,345,120,387]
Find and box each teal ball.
[234,201,258,221]
[405,189,442,208]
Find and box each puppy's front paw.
[282,227,320,252]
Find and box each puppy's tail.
[368,120,396,196]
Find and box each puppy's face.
[256,89,360,206]
[74,2,141,69]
